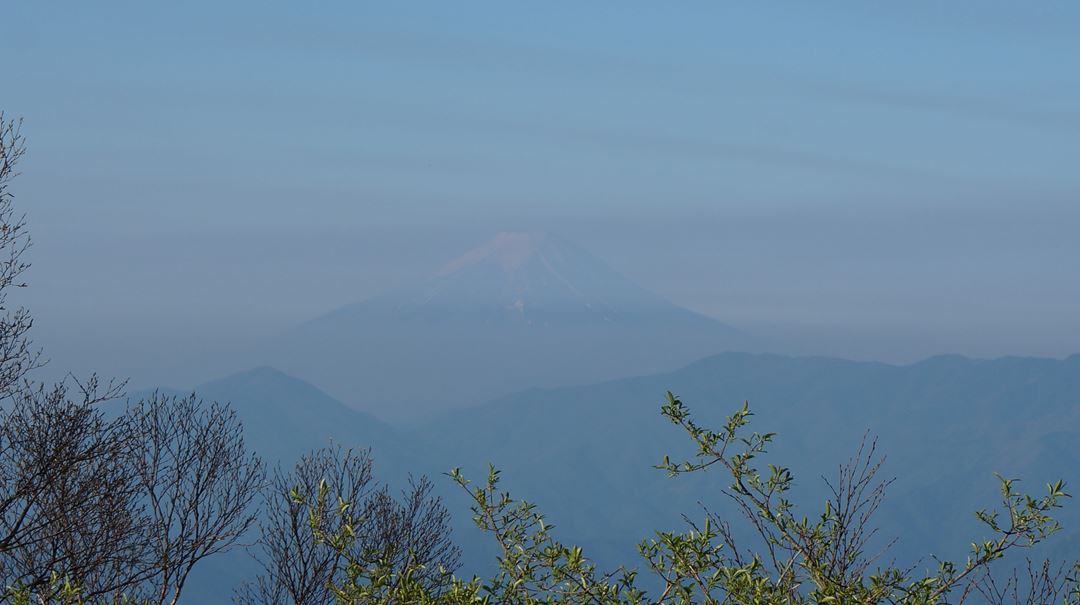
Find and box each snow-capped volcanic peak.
[438,231,556,276]
[317,230,728,331]
[418,231,659,318]
[431,232,621,298]
[283,231,751,420]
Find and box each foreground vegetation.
[2,115,1078,604]
[301,394,1078,605]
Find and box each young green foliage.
[314,393,1078,605]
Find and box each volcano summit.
[257,232,754,423]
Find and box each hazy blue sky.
[3,2,1080,384]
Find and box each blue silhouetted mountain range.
[174,352,1080,602]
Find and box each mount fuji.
[255,232,755,423]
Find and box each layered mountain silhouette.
[414,352,1080,571]
[182,352,1080,601]
[255,232,754,423]
[194,366,403,464]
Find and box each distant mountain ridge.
[181,352,1080,602]
[194,366,401,462]
[254,231,754,423]
[411,351,1080,574]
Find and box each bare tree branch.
[129,392,265,605]
[238,446,459,605]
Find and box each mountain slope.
[256,232,753,423]
[194,366,402,464]
[174,354,1080,602]
[410,352,1080,574]
[172,367,414,605]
